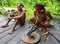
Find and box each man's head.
[17,3,24,11]
[34,4,45,12]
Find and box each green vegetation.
[0,0,60,19]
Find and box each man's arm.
[46,12,52,21]
[11,11,17,16]
[13,11,25,19]
[8,10,17,17]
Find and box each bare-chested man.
[30,4,52,32]
[1,3,26,34]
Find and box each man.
[30,4,52,32]
[1,3,26,34]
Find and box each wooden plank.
[50,20,60,43]
[18,40,26,44]
[45,35,59,44]
[0,23,18,39]
[0,23,14,34]
[17,30,60,44]
[0,21,29,44]
[0,15,60,44]
[7,29,27,44]
[37,35,59,44]
[7,22,29,44]
[51,31,60,42]
[0,16,15,34]
[0,25,24,44]
[0,15,7,22]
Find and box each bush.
[0,0,60,19]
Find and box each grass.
[0,0,60,19]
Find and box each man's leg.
[43,21,50,32]
[1,14,15,28]
[30,18,36,24]
[9,20,18,34]
[42,22,49,42]
[1,18,12,28]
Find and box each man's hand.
[12,15,22,19]
[8,17,13,19]
[44,21,50,27]
[44,21,49,25]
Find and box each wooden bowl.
[21,32,40,44]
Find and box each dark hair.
[34,4,45,11]
[17,3,24,7]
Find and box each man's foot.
[9,29,15,34]
[1,25,8,28]
[43,31,49,42]
[43,31,49,35]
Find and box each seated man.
[1,3,26,34]
[30,4,52,32]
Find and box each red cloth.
[37,19,43,24]
[34,6,42,11]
